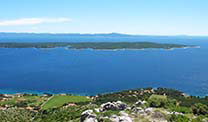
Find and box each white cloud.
[0,18,71,26]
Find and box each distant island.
[0,42,195,50]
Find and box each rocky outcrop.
[134,100,147,107]
[119,111,133,122]
[100,101,127,111]
[130,106,169,122]
[202,118,208,122]
[81,110,98,122]
[150,111,167,122]
[80,101,183,122]
[109,111,133,122]
[110,115,120,122]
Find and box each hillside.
[0,88,208,122]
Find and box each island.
[0,42,194,50]
[0,88,208,122]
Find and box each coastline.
[0,86,206,97]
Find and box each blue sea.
[0,34,208,96]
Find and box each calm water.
[0,46,208,96]
[1,35,208,96]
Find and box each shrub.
[192,103,208,115]
[148,95,167,107]
[15,101,28,107]
[168,106,192,114]
[0,109,34,122]
[102,110,120,117]
[165,99,177,108]
[34,106,87,121]
[191,116,206,122]
[169,114,190,122]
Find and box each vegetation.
[148,95,168,107]
[34,106,88,122]
[0,109,34,122]
[0,88,208,121]
[192,103,208,115]
[0,42,190,49]
[0,95,47,108]
[169,114,190,122]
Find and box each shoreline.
[0,87,206,97]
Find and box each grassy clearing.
[41,95,91,110]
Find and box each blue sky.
[0,0,208,35]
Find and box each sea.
[0,33,208,96]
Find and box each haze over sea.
[1,33,208,96]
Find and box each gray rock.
[81,110,98,122]
[119,111,129,116]
[151,111,165,119]
[119,111,133,122]
[99,116,111,122]
[119,116,133,122]
[100,101,127,111]
[135,100,147,107]
[110,112,133,122]
[131,106,143,113]
[110,115,120,122]
[202,118,208,122]
[94,108,100,113]
[137,109,146,115]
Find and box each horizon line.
[0,32,208,37]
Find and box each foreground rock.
[134,100,147,107]
[100,101,127,111]
[110,111,133,122]
[81,110,98,122]
[130,107,168,122]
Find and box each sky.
[0,0,208,36]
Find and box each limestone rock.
[109,112,133,122]
[100,101,127,111]
[81,110,98,122]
